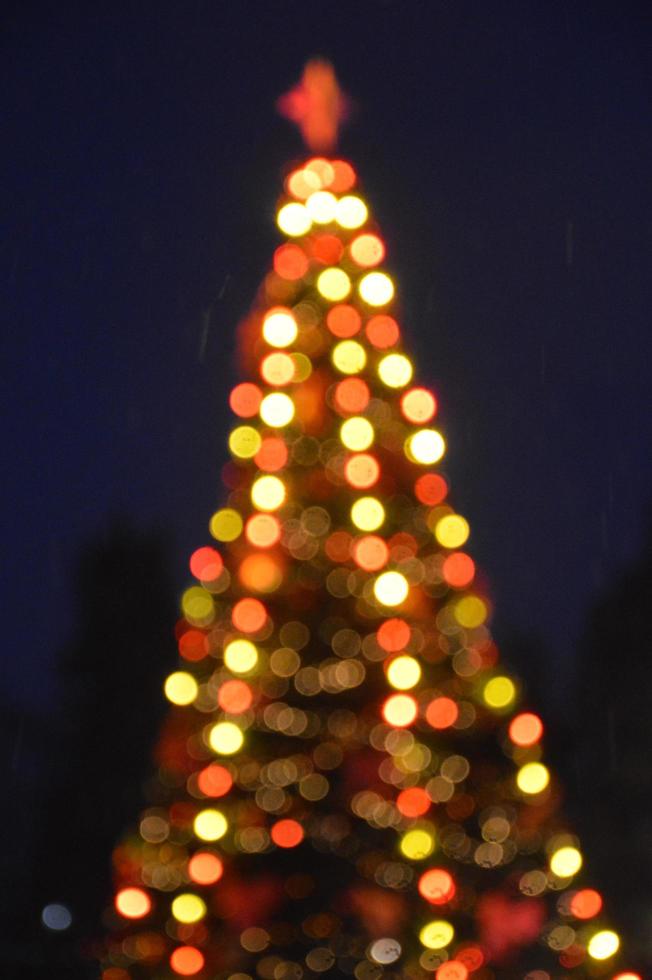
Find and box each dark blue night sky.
[3,2,652,714]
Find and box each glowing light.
[350,232,385,267]
[549,845,582,877]
[378,353,413,388]
[188,852,223,885]
[351,496,385,531]
[306,190,337,223]
[434,514,470,548]
[255,436,288,472]
[377,618,410,652]
[407,429,446,464]
[442,552,475,588]
[383,693,418,727]
[171,893,206,924]
[330,159,356,191]
[251,474,286,511]
[352,534,388,571]
[273,243,309,280]
[259,392,294,428]
[396,787,431,817]
[326,304,361,337]
[261,352,295,386]
[335,195,368,228]
[436,964,468,980]
[262,308,298,348]
[224,638,258,673]
[209,721,244,755]
[569,888,602,919]
[386,655,421,689]
[229,382,262,418]
[217,679,253,713]
[332,339,366,374]
[358,271,395,306]
[366,314,399,348]
[170,946,205,976]
[209,508,243,542]
[374,570,409,606]
[335,378,370,414]
[277,202,311,236]
[340,416,374,450]
[455,596,487,628]
[179,630,208,662]
[229,425,262,459]
[509,712,544,747]
[239,553,282,593]
[232,597,267,633]
[517,762,550,795]
[483,676,516,709]
[164,671,198,706]
[189,546,223,581]
[587,930,620,960]
[426,697,459,730]
[286,168,321,199]
[419,920,454,949]
[401,387,437,423]
[401,827,435,860]
[41,903,72,931]
[193,808,228,841]
[115,888,151,919]
[271,819,304,848]
[317,267,351,301]
[418,869,456,905]
[181,587,214,625]
[246,513,281,548]
[197,764,233,798]
[311,233,342,264]
[415,473,448,505]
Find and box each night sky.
[3,2,652,715]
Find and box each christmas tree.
[100,63,640,980]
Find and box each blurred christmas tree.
[100,63,641,980]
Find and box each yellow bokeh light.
[434,514,469,549]
[181,587,214,625]
[335,195,368,229]
[305,190,337,223]
[209,508,243,542]
[332,340,367,375]
[400,828,435,860]
[587,930,620,960]
[262,308,298,348]
[277,202,311,237]
[455,595,487,628]
[171,894,206,924]
[164,671,198,706]
[224,638,258,674]
[377,353,413,388]
[251,474,286,512]
[387,655,421,690]
[406,429,446,465]
[549,845,583,878]
[340,417,374,451]
[351,496,385,531]
[483,676,515,709]
[208,721,244,755]
[193,808,228,841]
[374,571,409,607]
[259,392,295,428]
[419,920,454,950]
[358,271,395,306]
[516,762,550,795]
[229,425,262,459]
[317,267,352,302]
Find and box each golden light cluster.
[101,156,637,980]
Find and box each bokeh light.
[358,271,394,306]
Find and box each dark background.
[2,1,651,975]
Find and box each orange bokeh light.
[115,887,151,919]
[271,819,304,848]
[377,618,410,652]
[232,597,267,633]
[245,513,282,549]
[401,387,437,424]
[197,764,233,798]
[217,679,253,714]
[329,159,356,192]
[426,697,459,730]
[189,547,223,581]
[334,378,370,414]
[442,552,476,588]
[569,888,603,920]
[382,693,418,727]
[188,852,223,885]
[344,453,380,489]
[365,314,399,349]
[350,233,385,268]
[352,535,389,571]
[311,234,344,265]
[326,304,361,338]
[325,530,353,562]
[179,630,208,662]
[254,437,288,472]
[436,963,468,980]
[273,243,309,280]
[508,712,544,747]
[239,553,282,593]
[396,786,431,818]
[170,946,205,976]
[261,352,295,386]
[229,382,262,418]
[418,868,456,904]
[455,947,484,971]
[414,473,448,505]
